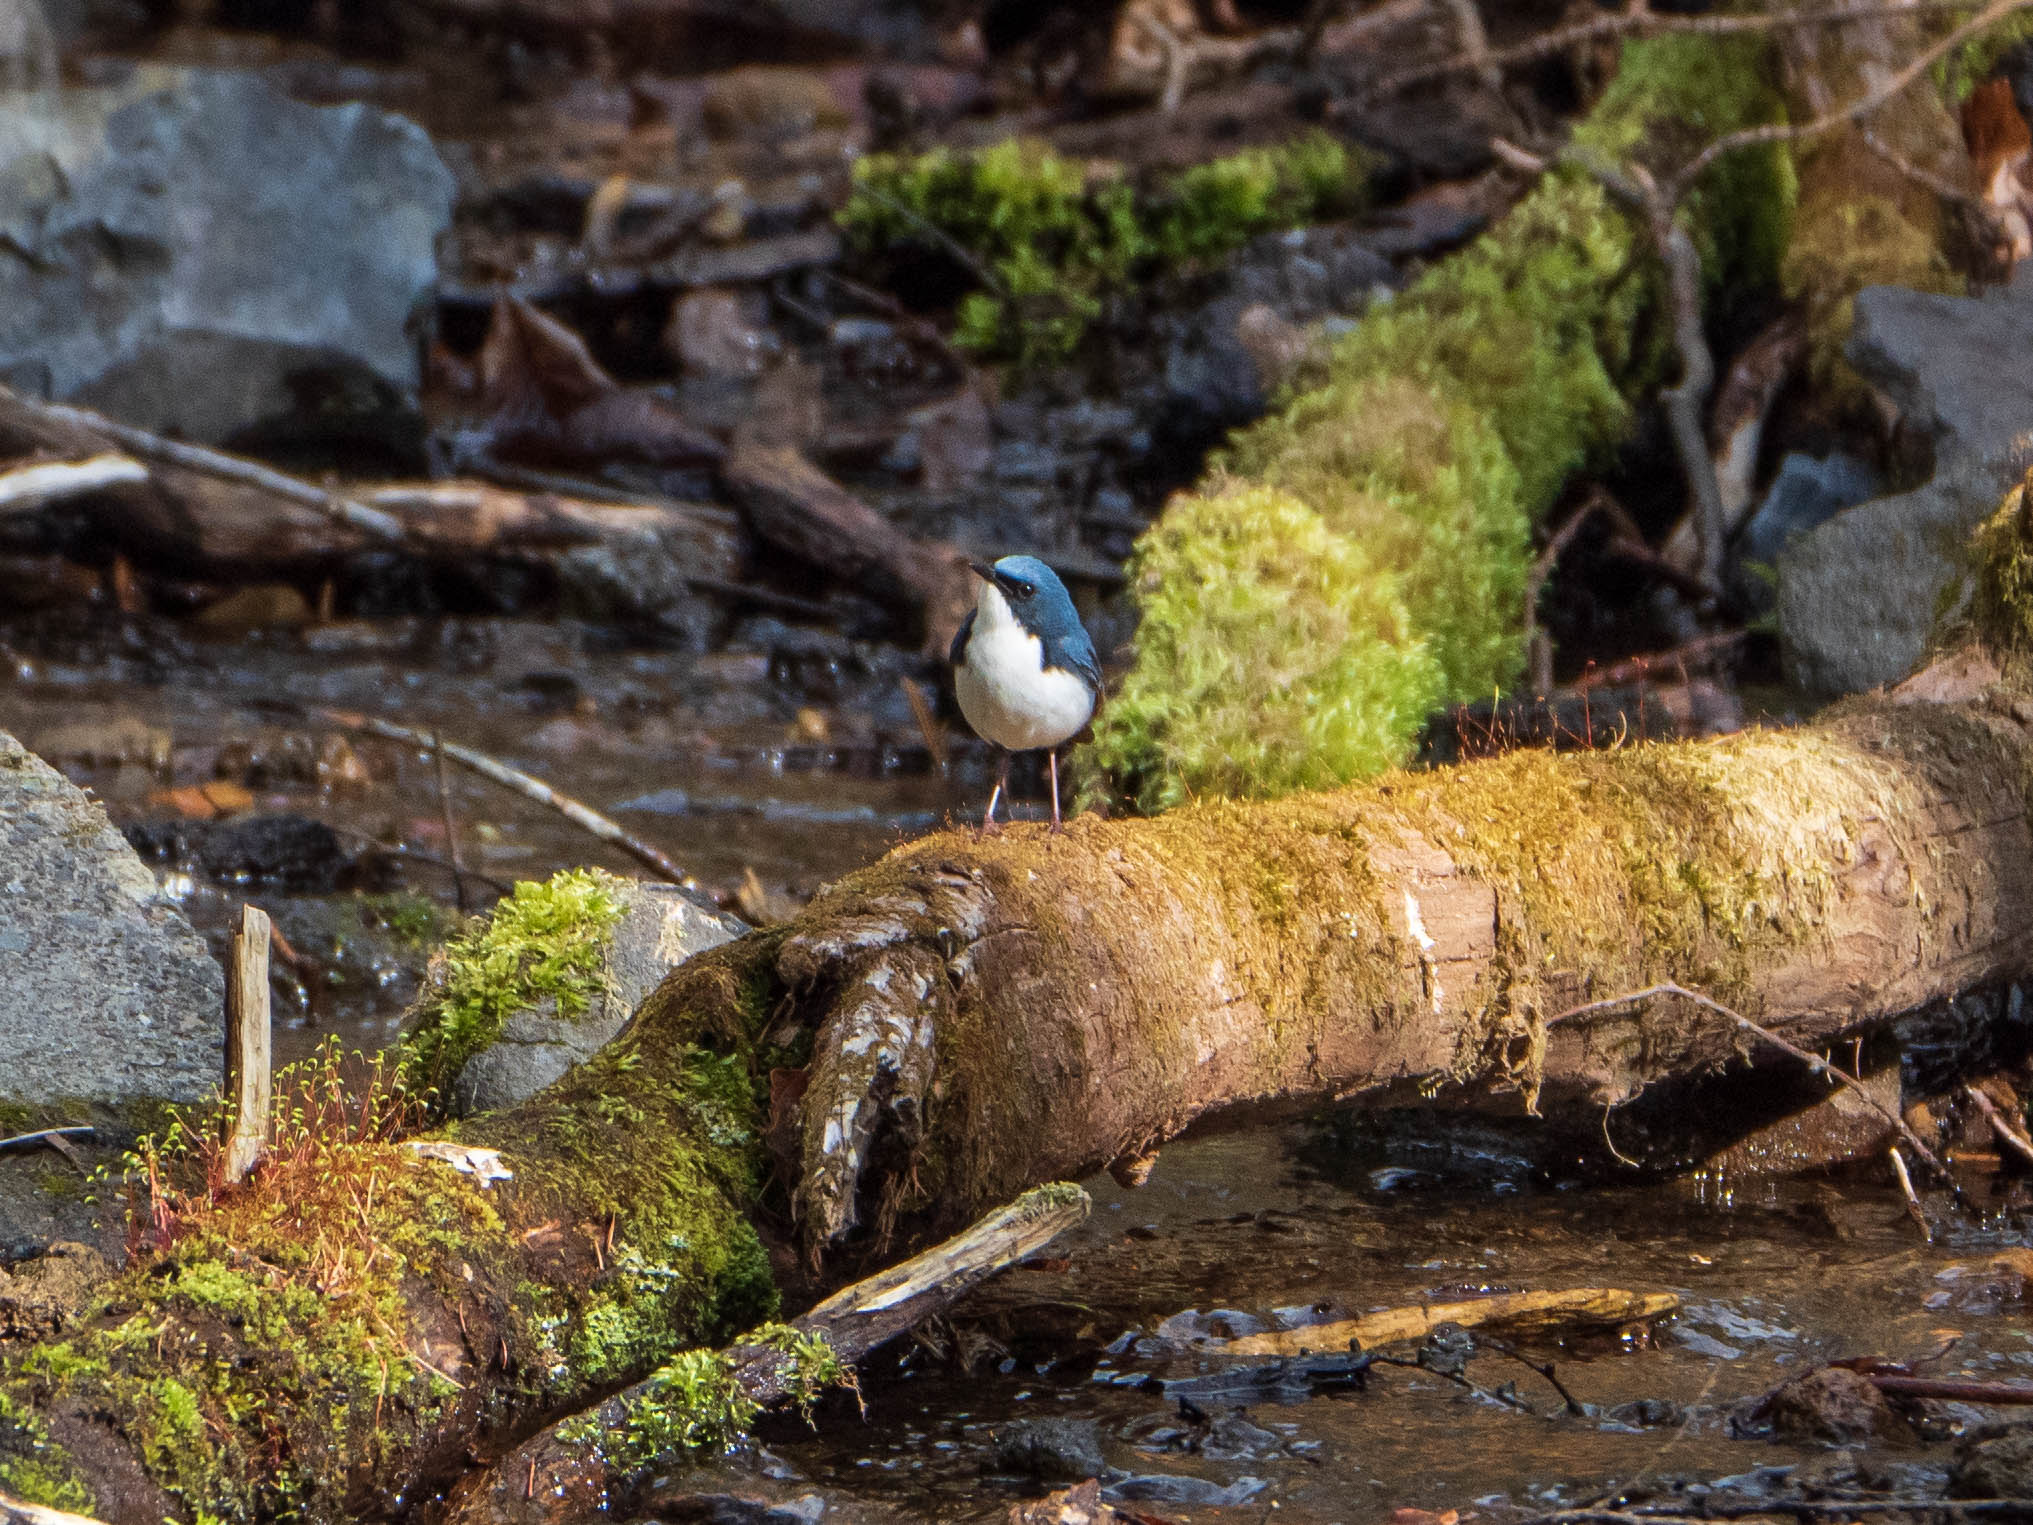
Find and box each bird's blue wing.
[1043,626,1104,695]
[947,608,977,670]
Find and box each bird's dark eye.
[1012,580,1034,599]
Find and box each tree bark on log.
[7,639,2033,1523]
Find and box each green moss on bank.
[1083,36,1792,809]
[840,132,1377,366]
[0,945,785,1524]
[401,868,628,1102]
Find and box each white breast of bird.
[956,592,1095,753]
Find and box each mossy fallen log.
[13,493,2033,1522]
[1082,36,1796,810]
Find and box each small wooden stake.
[223,904,272,1186]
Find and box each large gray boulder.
[0,729,222,1110]
[1778,269,2033,694]
[449,884,746,1116]
[0,66,455,446]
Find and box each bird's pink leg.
[1049,750,1064,833]
[981,752,1009,835]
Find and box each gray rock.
[1165,224,1394,432]
[1732,451,1878,612]
[993,1419,1109,1482]
[449,883,746,1115]
[0,729,222,1109]
[0,66,455,447]
[1779,270,2033,693]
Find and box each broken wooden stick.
[0,386,411,545]
[444,1183,1090,1525]
[1964,1083,2033,1170]
[0,1491,112,1525]
[1205,1287,1679,1357]
[721,440,975,656]
[313,708,695,887]
[0,454,147,515]
[223,904,272,1187]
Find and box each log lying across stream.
[12,491,2033,1521]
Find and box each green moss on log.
[1082,482,1445,811]
[839,132,1378,366]
[1083,36,1792,809]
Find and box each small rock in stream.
[1754,1366,1908,1445]
[0,728,223,1109]
[994,1418,1110,1482]
[1951,1424,2033,1497]
[447,882,747,1115]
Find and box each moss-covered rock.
[400,869,630,1107]
[1083,36,1792,807]
[402,870,746,1117]
[839,132,1378,366]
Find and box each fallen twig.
[1366,0,2011,103]
[1966,1083,2033,1169]
[2,387,411,545]
[0,1490,114,1525]
[0,453,147,514]
[1570,631,1746,693]
[1668,0,2033,203]
[1888,1144,1933,1241]
[1549,983,1969,1205]
[0,1126,94,1154]
[433,731,469,914]
[1201,1287,1678,1356]
[312,709,695,887]
[1472,1330,1588,1416]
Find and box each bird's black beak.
[966,560,997,583]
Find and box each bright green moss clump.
[1085,37,1793,808]
[401,868,627,1102]
[840,132,1376,365]
[1088,485,1443,812]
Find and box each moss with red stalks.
[0,937,782,1525]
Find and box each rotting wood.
[222,904,272,1188]
[1206,1288,1679,1357]
[444,1183,1090,1525]
[0,388,742,583]
[720,439,975,656]
[312,708,697,888]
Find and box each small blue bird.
[950,555,1101,832]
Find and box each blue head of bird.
[951,555,1101,755]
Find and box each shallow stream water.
[7,634,2031,1523]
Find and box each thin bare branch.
[314,708,696,888]
[2,387,412,545]
[1668,0,2033,201]
[1547,981,1963,1196]
[1367,0,2000,103]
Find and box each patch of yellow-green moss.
[0,1390,93,1514]
[1783,191,1959,396]
[1082,37,1794,808]
[1967,470,2033,658]
[465,947,785,1397]
[401,868,629,1103]
[839,132,1377,366]
[1082,483,1445,812]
